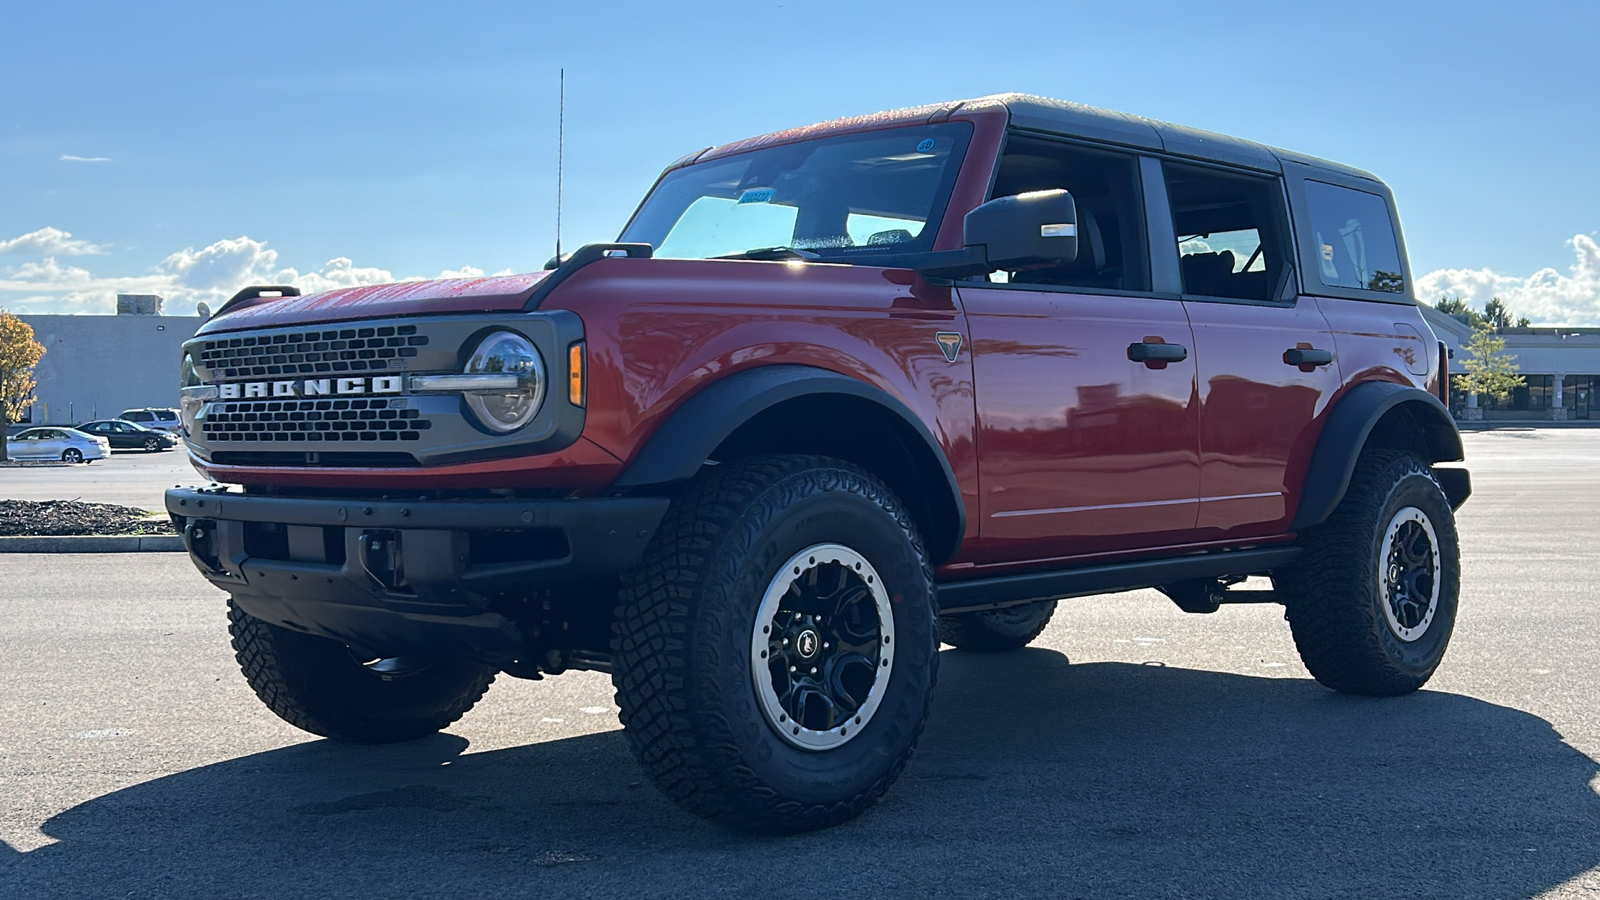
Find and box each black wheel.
[612,455,937,832]
[1276,451,1460,696]
[62,448,83,463]
[227,601,496,742]
[143,436,160,451]
[940,600,1058,652]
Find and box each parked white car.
[7,427,110,463]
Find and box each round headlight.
[463,331,546,432]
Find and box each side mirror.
[963,189,1079,270]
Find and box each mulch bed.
[0,499,175,537]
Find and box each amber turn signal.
[568,342,585,407]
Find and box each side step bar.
[936,547,1300,615]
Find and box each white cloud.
[0,229,501,315]
[60,155,112,163]
[1416,234,1600,326]
[0,227,108,256]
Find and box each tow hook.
[359,529,405,591]
[183,519,225,575]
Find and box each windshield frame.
[618,121,974,263]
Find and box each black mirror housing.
[963,189,1079,270]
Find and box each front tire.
[1276,451,1460,696]
[612,455,938,832]
[940,600,1058,652]
[227,602,496,742]
[144,436,161,451]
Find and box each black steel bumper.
[165,486,668,662]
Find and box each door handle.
[1128,342,1188,366]
[1283,347,1334,368]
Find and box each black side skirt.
[936,547,1301,614]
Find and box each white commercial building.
[1420,304,1600,421]
[14,296,201,427]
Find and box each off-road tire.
[1276,451,1460,696]
[227,601,496,742]
[611,455,938,833]
[939,600,1058,652]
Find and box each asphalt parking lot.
[2,431,1598,899]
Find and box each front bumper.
[166,486,667,661]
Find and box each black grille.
[199,324,429,380]
[212,451,421,468]
[202,398,434,443]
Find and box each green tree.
[1456,323,1525,403]
[1434,295,1484,327]
[1483,297,1514,330]
[0,311,47,462]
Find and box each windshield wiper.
[711,246,821,261]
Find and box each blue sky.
[4,0,1598,322]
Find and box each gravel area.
[0,499,175,536]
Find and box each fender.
[1291,381,1468,532]
[611,364,967,561]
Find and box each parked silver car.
[7,427,110,463]
[117,408,183,434]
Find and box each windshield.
[620,123,971,260]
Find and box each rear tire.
[1276,451,1460,696]
[227,601,496,742]
[939,600,1058,652]
[62,448,83,463]
[612,455,938,832]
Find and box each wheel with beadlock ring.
[1275,450,1461,696]
[611,454,938,832]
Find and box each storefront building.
[1419,304,1600,421]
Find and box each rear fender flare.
[1291,381,1466,531]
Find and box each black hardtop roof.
[971,93,1383,184]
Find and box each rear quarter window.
[1304,181,1405,294]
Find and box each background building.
[13,295,200,428]
[1420,304,1600,421]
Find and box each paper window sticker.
[1316,231,1341,280]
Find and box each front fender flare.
[610,364,966,561]
[1291,381,1466,531]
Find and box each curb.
[0,534,184,553]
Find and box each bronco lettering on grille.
[216,375,403,399]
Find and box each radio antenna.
[555,68,564,264]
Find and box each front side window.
[1165,162,1290,302]
[621,123,971,260]
[1304,180,1405,294]
[981,134,1149,292]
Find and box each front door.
[960,288,1200,562]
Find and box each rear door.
[1156,160,1340,538]
[958,136,1201,563]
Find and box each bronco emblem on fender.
[935,332,963,362]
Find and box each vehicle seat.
[1012,208,1115,288]
[1180,250,1235,297]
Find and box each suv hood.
[197,272,552,335]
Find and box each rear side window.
[1164,163,1290,302]
[1304,181,1405,294]
[125,411,151,422]
[154,410,178,421]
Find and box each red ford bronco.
[169,94,1469,832]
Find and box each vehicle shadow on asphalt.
[5,649,1598,899]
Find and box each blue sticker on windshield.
[737,188,776,205]
[916,138,936,153]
